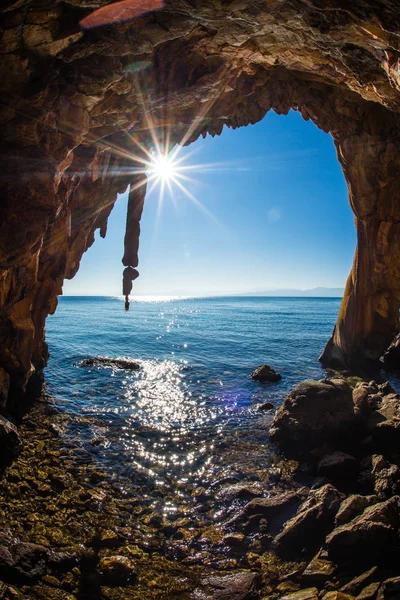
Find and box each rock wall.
[1,0,400,409]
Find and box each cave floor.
[0,398,300,599]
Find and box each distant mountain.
[239,287,344,297]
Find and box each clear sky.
[63,109,355,296]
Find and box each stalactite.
[122,174,147,310]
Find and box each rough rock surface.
[2,1,400,407]
[251,365,282,383]
[270,380,358,456]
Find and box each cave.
[2,0,400,413]
[3,1,400,597]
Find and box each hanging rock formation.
[1,0,400,409]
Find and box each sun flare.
[148,152,179,183]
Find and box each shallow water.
[45,296,340,522]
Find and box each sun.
[148,152,179,183]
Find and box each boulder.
[326,497,400,567]
[273,485,342,559]
[340,566,380,596]
[335,495,375,527]
[224,491,303,533]
[258,402,275,411]
[251,364,282,383]
[0,416,21,465]
[270,379,357,456]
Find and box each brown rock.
[326,497,400,567]
[193,572,261,600]
[251,365,282,383]
[270,380,357,456]
[98,556,136,586]
[273,485,342,559]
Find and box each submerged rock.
[270,380,357,456]
[80,357,140,370]
[98,555,137,586]
[251,365,282,383]
[0,542,48,583]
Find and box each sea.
[45,296,344,516]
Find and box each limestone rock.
[270,380,357,456]
[251,365,281,383]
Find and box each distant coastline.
[62,287,344,299]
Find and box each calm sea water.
[45,296,341,515]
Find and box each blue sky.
[64,109,355,296]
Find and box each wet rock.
[357,582,380,599]
[326,496,400,567]
[98,555,137,586]
[0,542,48,583]
[270,380,357,456]
[251,365,282,383]
[80,357,140,370]
[340,567,380,596]
[300,557,335,586]
[0,416,21,465]
[279,588,319,600]
[225,491,303,533]
[222,533,246,549]
[376,576,400,599]
[273,485,342,559]
[335,495,376,527]
[317,452,359,484]
[216,483,263,503]
[193,571,261,600]
[257,402,275,411]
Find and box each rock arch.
[1,0,400,409]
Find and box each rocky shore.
[0,375,399,599]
